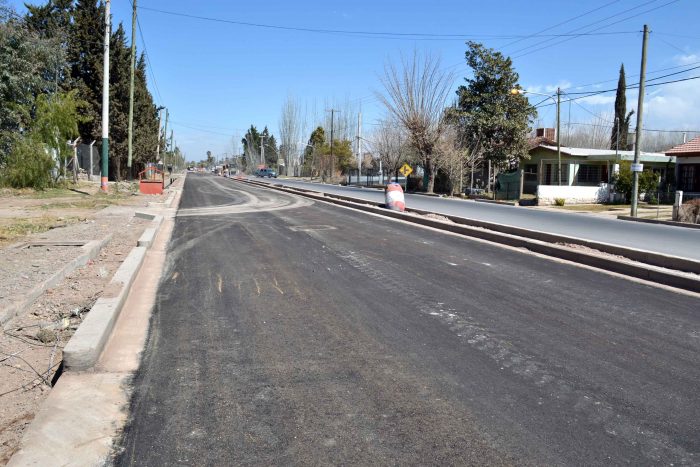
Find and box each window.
[680,165,696,191]
[577,164,602,184]
[524,164,537,174]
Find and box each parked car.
[255,168,277,178]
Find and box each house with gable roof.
[666,136,700,195]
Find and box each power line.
[512,0,680,59]
[535,75,700,109]
[134,10,163,105]
[498,0,622,50]
[570,61,700,90]
[137,5,637,41]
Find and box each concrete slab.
[7,372,130,467]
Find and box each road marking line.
[253,278,260,295]
[217,275,222,294]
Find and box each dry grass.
[0,216,82,246]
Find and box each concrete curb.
[259,180,700,276]
[1,235,112,329]
[62,246,147,370]
[137,228,156,248]
[475,198,517,206]
[617,215,700,230]
[242,180,700,294]
[61,210,166,370]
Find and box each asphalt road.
[116,174,700,465]
[254,178,700,261]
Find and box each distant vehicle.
[255,168,277,178]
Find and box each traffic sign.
[399,163,413,177]
[630,163,644,172]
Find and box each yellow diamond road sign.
[399,163,413,177]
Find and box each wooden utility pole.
[556,87,561,185]
[631,24,649,217]
[127,0,137,174]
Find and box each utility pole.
[155,107,164,161]
[631,24,649,218]
[357,112,362,177]
[162,108,169,169]
[100,0,111,192]
[327,109,339,180]
[556,87,561,186]
[127,0,136,174]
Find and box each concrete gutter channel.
[243,179,700,294]
[8,178,183,466]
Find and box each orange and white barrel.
[385,182,405,212]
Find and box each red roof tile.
[665,136,700,155]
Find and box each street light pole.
[100,0,111,192]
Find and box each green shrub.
[554,197,566,206]
[1,136,55,190]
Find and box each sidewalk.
[0,179,177,464]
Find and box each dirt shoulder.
[0,180,164,464]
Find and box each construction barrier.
[385,182,405,212]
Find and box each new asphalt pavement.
[255,178,700,261]
[116,174,700,465]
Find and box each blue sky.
[10,0,700,160]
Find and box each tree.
[371,120,410,182]
[2,90,84,188]
[453,41,537,170]
[132,54,159,171]
[261,127,278,167]
[242,125,261,170]
[302,126,325,176]
[610,64,634,151]
[612,161,659,202]
[107,23,131,180]
[278,95,302,175]
[0,4,59,162]
[69,0,105,143]
[377,50,455,193]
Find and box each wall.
[537,184,611,205]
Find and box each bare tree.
[370,119,410,182]
[279,94,302,176]
[377,51,455,193]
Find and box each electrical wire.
[497,0,622,50]
[136,5,638,42]
[512,0,680,59]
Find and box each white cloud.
[644,79,700,130]
[674,53,699,65]
[525,80,572,95]
[577,94,616,106]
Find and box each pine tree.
[610,64,634,151]
[132,53,158,172]
[108,23,130,180]
[68,0,105,143]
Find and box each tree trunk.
[425,154,434,193]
